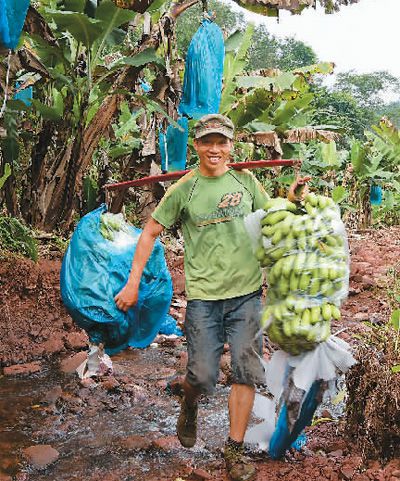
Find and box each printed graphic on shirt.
[194,190,245,227]
[218,191,243,209]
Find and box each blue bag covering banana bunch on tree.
[60,205,173,355]
[244,194,356,458]
[0,0,30,49]
[159,116,189,173]
[178,16,225,119]
[158,16,224,172]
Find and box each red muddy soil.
[0,227,399,481]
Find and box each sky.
[226,0,400,78]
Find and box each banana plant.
[27,1,162,126]
[219,24,255,115]
[219,30,335,157]
[343,119,400,228]
[7,0,178,230]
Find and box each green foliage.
[107,101,142,159]
[225,62,333,138]
[220,24,255,115]
[335,71,400,110]
[1,110,20,166]
[312,87,375,140]
[31,87,64,120]
[0,164,12,190]
[331,186,348,204]
[319,141,340,168]
[0,216,38,261]
[83,175,98,212]
[378,101,400,129]
[391,310,400,331]
[247,26,318,72]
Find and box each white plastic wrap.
[76,343,113,379]
[245,336,356,450]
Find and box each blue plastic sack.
[0,0,30,50]
[159,314,183,336]
[159,116,189,173]
[178,18,225,119]
[370,184,383,206]
[269,380,322,459]
[60,205,173,355]
[14,83,33,106]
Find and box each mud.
[0,227,399,480]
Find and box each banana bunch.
[100,212,127,241]
[257,194,349,355]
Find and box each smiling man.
[115,114,301,481]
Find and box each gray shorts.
[185,289,265,394]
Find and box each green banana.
[290,272,299,291]
[271,229,283,245]
[282,255,296,277]
[310,306,321,324]
[264,198,298,213]
[321,303,332,321]
[309,278,320,296]
[278,276,290,296]
[299,272,311,291]
[294,252,306,273]
[255,246,265,261]
[301,309,311,327]
[263,210,291,226]
[305,192,319,207]
[331,305,341,320]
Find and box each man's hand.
[114,282,138,312]
[287,176,312,203]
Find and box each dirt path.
[0,227,399,480]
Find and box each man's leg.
[177,299,224,448]
[223,291,264,481]
[228,384,255,442]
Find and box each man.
[115,114,306,481]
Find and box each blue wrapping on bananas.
[178,19,224,119]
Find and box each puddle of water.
[0,348,230,480]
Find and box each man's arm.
[114,217,165,312]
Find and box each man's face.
[193,133,233,176]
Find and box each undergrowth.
[0,216,38,261]
[346,321,400,460]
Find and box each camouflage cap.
[194,114,234,140]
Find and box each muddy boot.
[224,438,256,481]
[176,397,198,448]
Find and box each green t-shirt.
[152,168,269,300]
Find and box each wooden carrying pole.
[104,159,297,191]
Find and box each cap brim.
[195,127,234,140]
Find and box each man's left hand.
[287,176,312,203]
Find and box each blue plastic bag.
[159,116,189,173]
[14,83,33,106]
[178,18,225,119]
[60,205,173,355]
[0,0,30,50]
[159,314,183,336]
[269,380,322,459]
[370,184,383,206]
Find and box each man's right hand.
[114,282,138,312]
